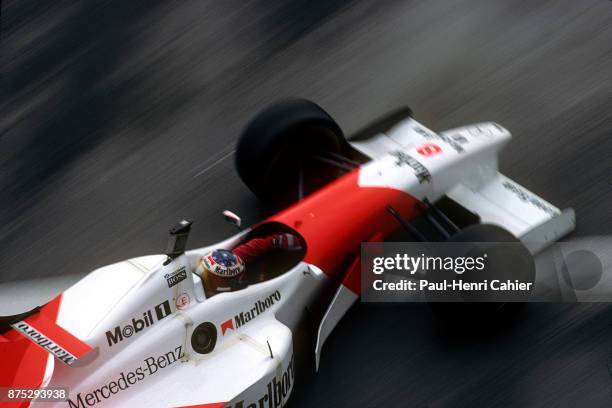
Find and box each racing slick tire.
[236,98,346,207]
[428,224,535,337]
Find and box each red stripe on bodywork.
[0,295,63,408]
[272,170,418,277]
[173,403,227,408]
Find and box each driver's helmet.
[195,249,246,295]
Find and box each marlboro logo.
[105,300,171,347]
[220,319,234,335]
[221,291,281,335]
[12,321,78,365]
[226,355,294,408]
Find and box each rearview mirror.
[222,210,242,229]
[166,219,193,261]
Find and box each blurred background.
[1,0,612,406]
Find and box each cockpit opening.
[195,222,306,297]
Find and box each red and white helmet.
[196,249,245,296]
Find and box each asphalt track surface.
[1,1,612,406]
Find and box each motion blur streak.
[1,1,611,407]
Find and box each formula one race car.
[0,99,575,407]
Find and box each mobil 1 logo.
[105,300,172,347]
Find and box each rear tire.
[236,99,346,207]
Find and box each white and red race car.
[0,100,575,407]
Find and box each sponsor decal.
[220,318,234,335]
[12,321,78,365]
[468,124,499,139]
[222,291,281,335]
[502,181,560,217]
[204,250,245,277]
[105,300,171,347]
[416,143,442,157]
[450,134,469,145]
[67,345,183,407]
[225,355,295,408]
[164,265,187,288]
[412,124,437,139]
[390,150,431,184]
[413,125,466,153]
[175,292,190,310]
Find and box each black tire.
[235,99,345,207]
[429,224,535,337]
